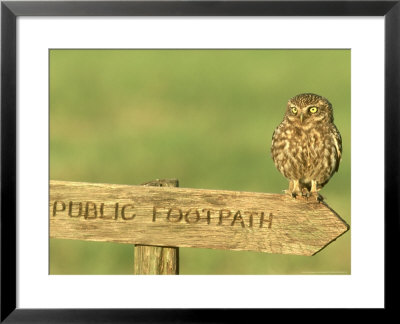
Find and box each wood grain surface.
[49,180,349,256]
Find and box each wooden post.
[133,179,179,275]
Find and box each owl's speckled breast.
[271,121,340,187]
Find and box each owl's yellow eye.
[291,107,298,114]
[309,107,318,113]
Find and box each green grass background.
[50,49,351,275]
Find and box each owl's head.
[285,93,333,125]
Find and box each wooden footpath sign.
[50,180,349,257]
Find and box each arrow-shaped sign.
[49,180,349,256]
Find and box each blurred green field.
[50,49,351,275]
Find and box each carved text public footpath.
[51,200,273,228]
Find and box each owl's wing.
[331,125,342,172]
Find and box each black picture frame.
[1,0,398,321]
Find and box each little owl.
[271,93,342,200]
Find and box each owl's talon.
[284,189,300,198]
[291,191,302,198]
[307,192,324,202]
[301,188,310,198]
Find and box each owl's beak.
[300,113,304,123]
